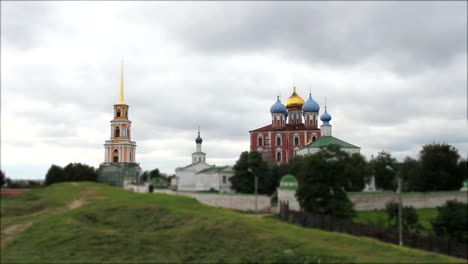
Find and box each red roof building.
[249,87,322,164]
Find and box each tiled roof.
[303,136,360,149]
[196,165,234,174]
[250,123,318,132]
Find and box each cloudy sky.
[1,1,467,179]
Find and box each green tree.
[344,153,371,191]
[295,145,360,219]
[419,143,462,191]
[230,151,273,194]
[401,157,421,192]
[385,201,422,232]
[45,165,66,185]
[141,171,150,182]
[63,163,97,182]
[457,159,467,189]
[0,170,5,187]
[432,200,468,243]
[149,168,161,179]
[370,151,398,190]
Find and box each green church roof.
[196,165,234,174]
[280,174,297,183]
[305,136,360,149]
[279,174,298,190]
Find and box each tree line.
[45,163,98,185]
[231,143,467,195]
[230,143,467,220]
[371,143,466,192]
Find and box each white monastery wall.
[153,189,271,212]
[350,192,468,211]
[278,188,468,211]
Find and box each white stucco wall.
[277,187,468,211]
[154,189,272,212]
[277,189,300,211]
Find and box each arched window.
[113,149,118,163]
[258,137,263,147]
[222,176,227,184]
[126,109,128,118]
[312,136,317,142]
[294,137,299,146]
[128,128,130,138]
[276,137,281,146]
[115,126,120,137]
[199,157,201,162]
[277,152,282,162]
[116,109,121,117]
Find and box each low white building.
[172,131,234,192]
[296,107,360,156]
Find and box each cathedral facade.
[249,87,322,164]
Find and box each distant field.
[1,182,464,263]
[354,208,439,233]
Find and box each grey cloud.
[141,2,466,72]
[2,2,467,178]
[1,2,65,50]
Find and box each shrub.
[432,200,468,243]
[385,201,422,232]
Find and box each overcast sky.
[1,1,467,179]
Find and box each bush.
[432,200,468,243]
[385,201,422,232]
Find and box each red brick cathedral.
[249,87,322,164]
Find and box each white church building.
[172,131,235,193]
[296,106,360,156]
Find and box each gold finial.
[117,60,126,104]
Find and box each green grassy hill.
[1,182,464,263]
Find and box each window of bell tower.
[116,109,121,117]
[115,126,120,137]
[113,149,118,163]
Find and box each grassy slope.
[1,182,464,263]
[354,208,439,233]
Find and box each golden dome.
[285,87,304,109]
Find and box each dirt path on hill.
[67,198,86,209]
[1,222,32,248]
[1,186,101,249]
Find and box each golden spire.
[117,60,126,104]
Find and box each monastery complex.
[97,63,360,190]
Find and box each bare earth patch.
[67,199,86,210]
[1,185,105,249]
[1,222,32,248]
